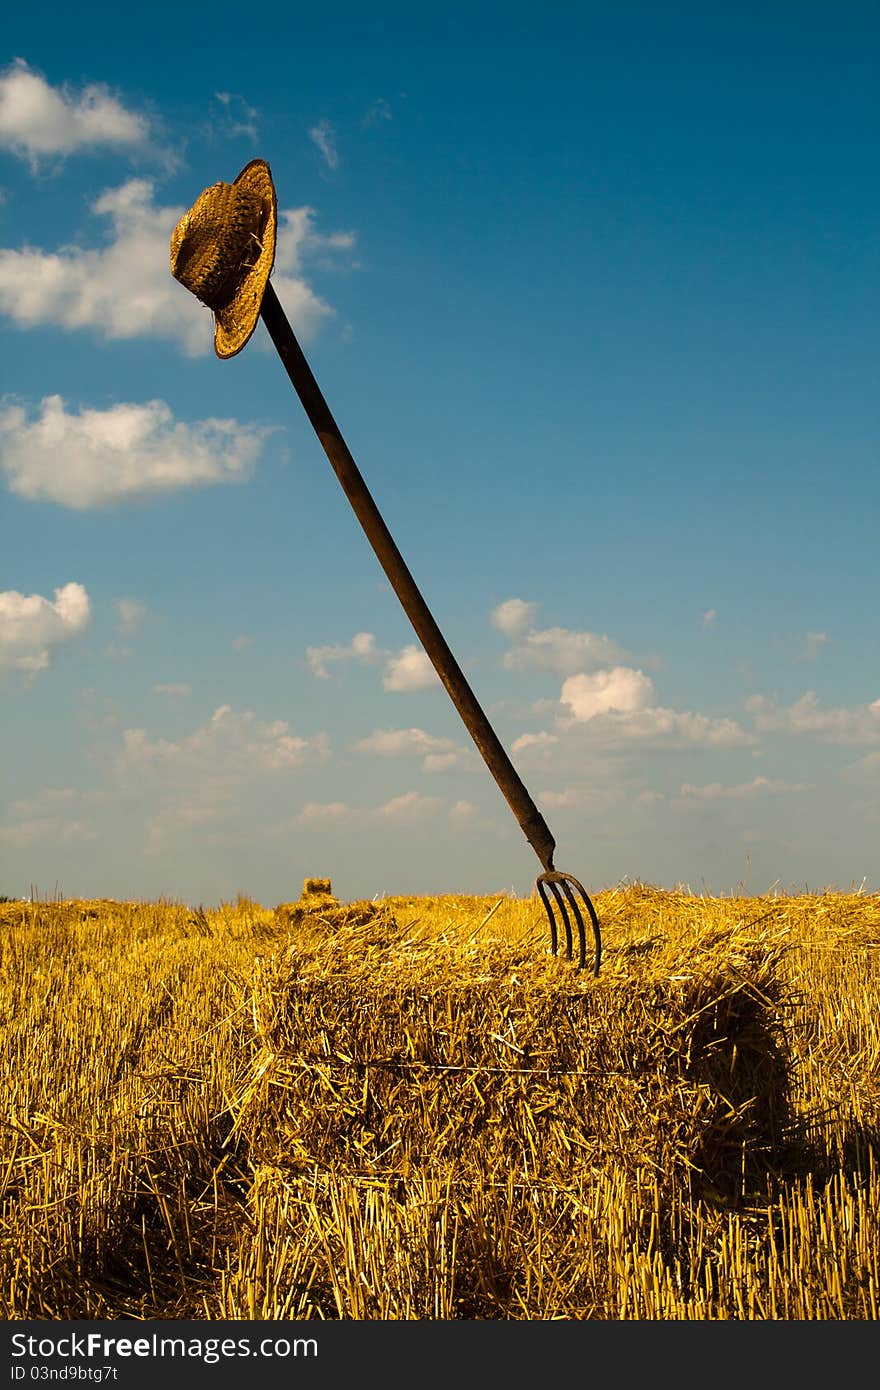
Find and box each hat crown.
[169,158,277,359]
[171,182,265,311]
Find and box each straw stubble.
[1,884,877,1318]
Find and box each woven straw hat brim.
[213,159,277,360]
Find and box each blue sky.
[1,3,878,904]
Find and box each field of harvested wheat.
[0,880,878,1320]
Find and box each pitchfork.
[259,285,601,973]
[171,168,601,973]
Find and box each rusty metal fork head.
[536,869,602,975]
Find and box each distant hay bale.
[303,877,335,899]
[273,879,396,934]
[275,876,338,924]
[235,899,794,1204]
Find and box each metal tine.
[536,870,602,976]
[558,879,584,969]
[549,880,575,961]
[561,878,590,973]
[536,877,558,957]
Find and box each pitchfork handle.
[260,282,556,874]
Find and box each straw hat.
[170,158,277,359]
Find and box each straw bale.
[303,877,335,898]
[275,877,334,922]
[233,898,793,1203]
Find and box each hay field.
[1,881,878,1320]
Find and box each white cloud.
[492,592,628,672]
[503,625,628,674]
[273,205,356,272]
[748,691,880,744]
[0,180,352,354]
[297,790,441,826]
[354,727,453,757]
[232,634,254,651]
[270,205,355,325]
[0,59,156,168]
[678,776,811,801]
[353,726,473,774]
[595,706,752,746]
[536,785,623,811]
[117,705,330,780]
[560,667,655,722]
[491,598,538,638]
[492,597,629,674]
[449,799,477,824]
[307,631,377,678]
[554,668,752,747]
[376,790,440,822]
[0,581,90,674]
[422,751,472,773]
[702,609,717,629]
[115,598,147,634]
[309,119,339,170]
[511,731,559,754]
[0,396,270,508]
[152,683,191,698]
[382,645,440,692]
[508,730,562,772]
[308,636,441,694]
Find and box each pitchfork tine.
[537,869,601,975]
[550,881,574,961]
[559,880,581,965]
